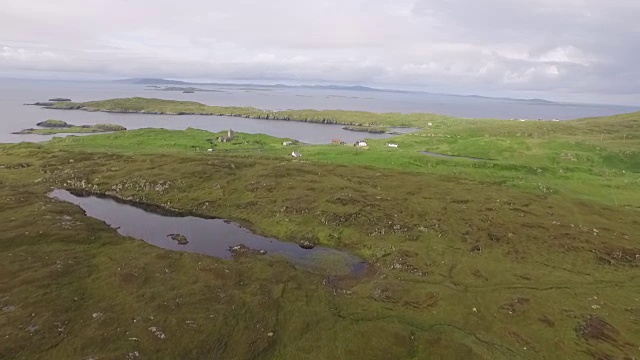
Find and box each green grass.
[43,128,294,153]
[1,108,639,359]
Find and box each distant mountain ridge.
[113,78,562,105]
[114,78,192,85]
[114,78,389,92]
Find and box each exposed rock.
[167,233,188,245]
[371,286,393,302]
[576,315,619,343]
[2,305,16,312]
[1,163,32,169]
[11,128,37,135]
[228,244,266,256]
[298,233,318,249]
[298,240,315,249]
[25,102,54,106]
[148,326,166,339]
[595,246,640,266]
[470,244,482,253]
[26,324,39,333]
[92,312,103,319]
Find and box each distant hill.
[112,78,563,104]
[115,78,387,92]
[458,94,557,105]
[114,78,192,85]
[298,84,398,92]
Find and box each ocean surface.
[1,79,637,144]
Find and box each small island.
[342,125,388,134]
[25,102,55,106]
[149,86,222,93]
[48,98,72,102]
[13,120,127,135]
[37,119,73,128]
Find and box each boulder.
[298,240,315,250]
[167,233,188,245]
[228,244,267,256]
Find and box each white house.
[356,141,368,147]
[283,141,293,146]
[388,143,398,148]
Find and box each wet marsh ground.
[0,109,639,359]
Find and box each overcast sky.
[1,0,639,104]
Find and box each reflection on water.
[50,189,367,275]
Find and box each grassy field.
[0,107,639,359]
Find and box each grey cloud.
[0,0,638,103]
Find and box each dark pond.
[50,189,367,275]
[421,151,489,161]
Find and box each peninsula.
[12,119,126,135]
[44,97,456,127]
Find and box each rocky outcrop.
[167,233,188,245]
[298,241,315,249]
[48,98,72,102]
[25,102,54,106]
[11,128,37,135]
[228,244,267,256]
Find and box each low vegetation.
[0,108,639,359]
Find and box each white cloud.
[0,0,639,102]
